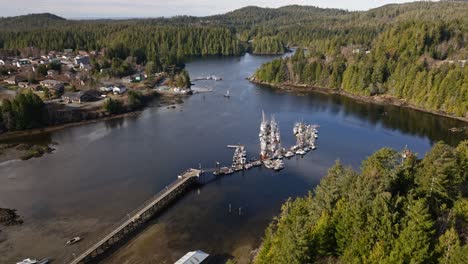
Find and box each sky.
[0,0,428,19]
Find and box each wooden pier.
[69,169,203,264]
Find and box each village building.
[74,56,90,66]
[17,82,29,88]
[62,90,99,104]
[40,80,65,94]
[122,73,145,84]
[99,86,113,92]
[113,85,127,94]
[47,70,58,77]
[4,75,27,85]
[15,59,32,68]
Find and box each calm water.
[0,54,466,263]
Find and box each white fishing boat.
[296,149,307,155]
[252,160,262,167]
[224,90,230,97]
[263,159,275,169]
[285,151,295,158]
[244,163,253,170]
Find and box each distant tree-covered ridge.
[255,141,468,264]
[1,1,467,60]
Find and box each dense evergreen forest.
[252,2,468,118]
[0,92,48,131]
[254,141,468,264]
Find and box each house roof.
[174,250,209,264]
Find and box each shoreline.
[0,111,142,142]
[249,78,468,123]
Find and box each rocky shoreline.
[249,78,468,123]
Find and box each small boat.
[311,145,317,150]
[304,147,311,152]
[66,237,81,245]
[224,90,230,98]
[17,259,38,264]
[233,165,243,172]
[38,259,50,264]
[284,151,295,158]
[273,164,284,171]
[252,160,262,167]
[244,163,253,170]
[263,160,274,169]
[296,149,307,155]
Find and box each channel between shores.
[249,78,468,123]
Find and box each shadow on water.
[257,85,466,146]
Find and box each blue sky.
[0,0,426,18]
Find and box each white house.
[113,85,127,94]
[100,86,113,92]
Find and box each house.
[175,250,209,264]
[78,50,89,56]
[18,82,29,88]
[64,71,76,79]
[113,85,127,94]
[47,70,58,77]
[74,56,90,66]
[4,75,27,85]
[122,73,145,84]
[40,80,65,94]
[62,90,99,104]
[16,59,31,68]
[100,86,113,92]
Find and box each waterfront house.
[62,90,99,104]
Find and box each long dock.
[69,169,203,264]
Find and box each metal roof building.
[174,250,209,264]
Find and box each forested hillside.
[253,1,468,118]
[255,141,468,264]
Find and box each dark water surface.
[0,54,466,263]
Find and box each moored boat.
[66,236,81,245]
[296,149,307,155]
